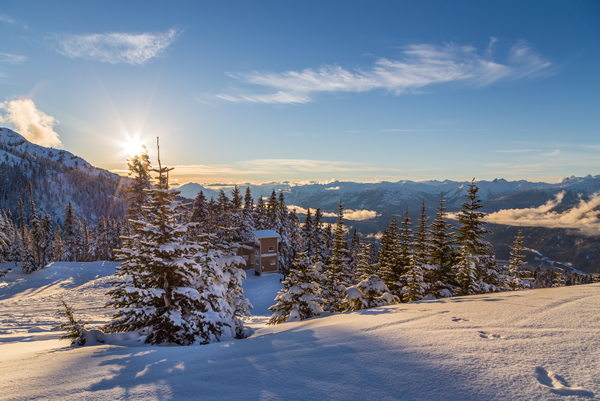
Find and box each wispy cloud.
[545,149,561,156]
[483,191,600,236]
[0,13,15,24]
[0,52,27,64]
[219,39,552,104]
[0,99,63,148]
[241,159,383,173]
[54,28,180,65]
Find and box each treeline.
[0,182,124,271]
[268,180,600,324]
[0,140,126,225]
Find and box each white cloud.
[55,28,180,65]
[483,191,600,236]
[288,205,379,221]
[545,149,561,156]
[0,99,63,148]
[0,52,27,64]
[219,40,552,103]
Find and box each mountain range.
[1,126,598,273]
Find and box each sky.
[0,0,599,184]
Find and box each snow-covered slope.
[0,127,116,179]
[0,127,127,222]
[1,262,598,400]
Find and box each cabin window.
[270,259,276,265]
[268,246,275,252]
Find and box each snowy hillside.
[0,127,127,223]
[1,262,598,400]
[0,127,116,179]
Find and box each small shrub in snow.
[53,298,89,346]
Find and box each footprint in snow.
[535,367,595,398]
[478,331,502,339]
[451,317,468,322]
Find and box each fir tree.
[53,298,89,346]
[254,196,268,230]
[190,191,208,240]
[454,179,503,294]
[401,250,426,303]
[62,202,79,262]
[345,275,399,311]
[507,227,527,290]
[240,187,256,242]
[124,146,152,223]
[268,251,325,324]
[378,218,402,297]
[106,141,235,345]
[428,195,456,297]
[52,224,63,261]
[322,200,352,313]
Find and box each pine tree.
[190,191,208,240]
[240,187,256,241]
[322,200,353,312]
[52,224,63,261]
[302,208,314,255]
[401,250,426,303]
[454,244,479,296]
[345,275,399,311]
[428,195,456,297]
[62,202,79,262]
[312,209,329,264]
[106,141,235,345]
[413,200,435,297]
[124,146,152,223]
[53,299,89,346]
[453,179,503,294]
[508,227,527,290]
[254,196,268,230]
[378,218,402,297]
[348,230,361,281]
[268,251,325,324]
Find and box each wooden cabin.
[237,230,281,276]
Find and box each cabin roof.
[252,230,281,240]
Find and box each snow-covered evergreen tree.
[124,146,152,224]
[53,298,89,346]
[401,251,426,303]
[428,195,456,298]
[322,200,353,313]
[62,202,79,262]
[507,227,527,290]
[268,251,325,324]
[378,218,402,297]
[345,275,399,311]
[106,147,236,345]
[454,179,503,294]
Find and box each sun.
[123,137,146,157]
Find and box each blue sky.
[0,1,598,184]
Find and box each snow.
[1,261,599,400]
[252,229,281,239]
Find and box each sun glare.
[123,138,145,157]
